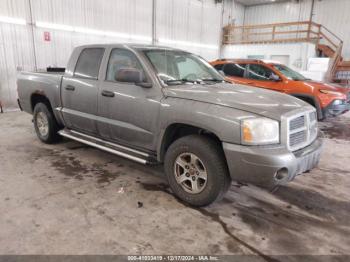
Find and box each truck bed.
[17,71,64,114]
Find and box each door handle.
[65,85,75,91]
[101,90,115,97]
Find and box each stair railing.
[223,21,321,45]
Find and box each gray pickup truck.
[17,44,322,206]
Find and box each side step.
[58,129,153,164]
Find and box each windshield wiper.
[165,79,195,85]
[293,78,310,81]
[201,78,231,84]
[200,78,224,82]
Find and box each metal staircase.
[223,21,350,84]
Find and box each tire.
[164,135,232,207]
[33,102,61,143]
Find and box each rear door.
[245,64,285,92]
[61,47,105,135]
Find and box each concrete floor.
[0,111,350,257]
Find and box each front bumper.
[323,99,350,117]
[223,137,323,188]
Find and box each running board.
[58,129,151,164]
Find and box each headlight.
[320,89,343,96]
[333,99,343,105]
[241,117,279,145]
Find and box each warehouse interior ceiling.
[235,0,290,6]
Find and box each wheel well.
[294,95,315,107]
[31,94,53,113]
[159,123,222,162]
[292,94,323,120]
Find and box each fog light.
[274,168,288,181]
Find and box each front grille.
[290,130,307,147]
[287,109,318,151]
[290,116,305,131]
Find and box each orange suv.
[211,59,350,120]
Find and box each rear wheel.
[33,102,60,143]
[164,135,231,207]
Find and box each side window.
[74,48,104,79]
[106,49,145,82]
[247,64,276,81]
[223,63,246,77]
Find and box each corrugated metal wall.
[222,0,245,25]
[31,0,153,69]
[155,0,222,60]
[244,0,350,59]
[0,0,245,110]
[0,0,34,109]
[244,1,310,25]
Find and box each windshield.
[142,49,224,85]
[272,64,308,81]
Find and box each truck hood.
[163,83,309,120]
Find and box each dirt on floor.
[0,111,349,260]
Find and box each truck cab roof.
[76,43,185,52]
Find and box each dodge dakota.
[17,44,322,206]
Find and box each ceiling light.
[35,21,152,42]
[0,16,26,25]
[36,21,74,31]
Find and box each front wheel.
[164,135,231,207]
[33,102,61,143]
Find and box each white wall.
[31,0,154,69]
[244,0,310,25]
[0,0,246,109]
[223,0,245,26]
[222,42,316,70]
[155,0,222,61]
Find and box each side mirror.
[269,73,281,82]
[115,68,152,88]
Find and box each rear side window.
[74,48,105,79]
[223,63,246,77]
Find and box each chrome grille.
[290,130,307,147]
[289,116,305,131]
[287,109,318,151]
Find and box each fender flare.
[290,93,323,120]
[156,122,223,162]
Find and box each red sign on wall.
[44,31,51,42]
